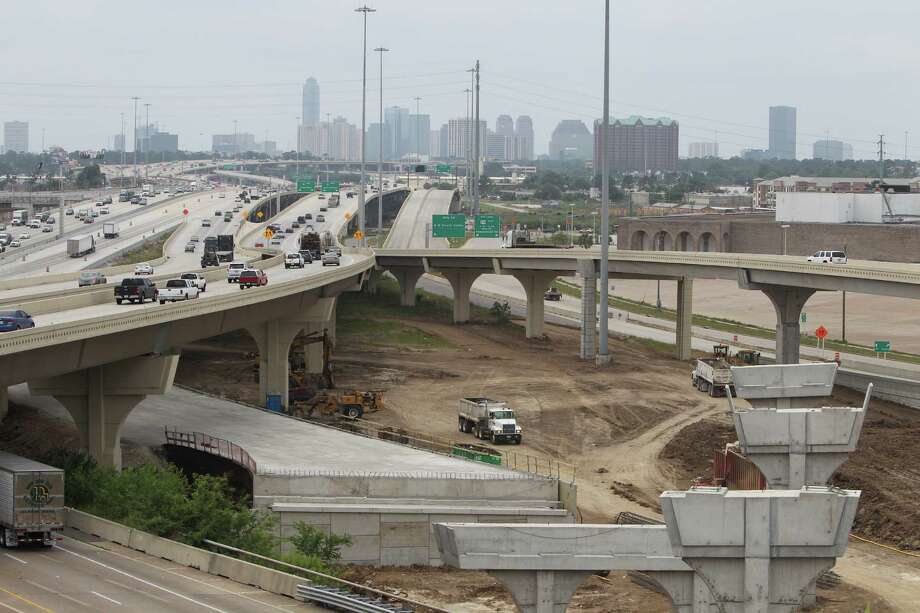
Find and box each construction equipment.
[292,390,385,419]
[691,345,761,397]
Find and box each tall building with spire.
[302,78,320,127]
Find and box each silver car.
[321,251,341,266]
[78,271,107,287]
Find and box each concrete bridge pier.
[675,278,693,361]
[443,270,480,323]
[29,353,180,469]
[512,271,557,338]
[760,285,816,364]
[578,261,597,360]
[487,570,592,613]
[391,267,424,307]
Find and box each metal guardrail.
[203,540,448,613]
[164,428,257,475]
[297,585,413,613]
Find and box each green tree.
[75,164,104,188]
[289,522,351,563]
[490,300,512,324]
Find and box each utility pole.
[296,116,301,179]
[597,0,612,364]
[356,5,376,247]
[905,131,909,161]
[877,134,885,181]
[473,60,480,216]
[144,103,151,181]
[464,88,472,209]
[375,46,388,230]
[131,96,139,189]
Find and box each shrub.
[490,300,512,324]
[289,522,351,563]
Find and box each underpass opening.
[699,232,716,252]
[652,230,672,251]
[163,443,255,505]
[630,230,649,250]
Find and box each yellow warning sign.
[344,212,352,220]
[256,211,264,218]
[354,230,364,241]
[263,229,273,239]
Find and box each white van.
[227,261,248,283]
[806,250,847,264]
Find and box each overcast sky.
[3,0,919,159]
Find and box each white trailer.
[457,397,522,444]
[0,451,65,547]
[66,234,96,257]
[103,222,120,239]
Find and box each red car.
[238,269,268,289]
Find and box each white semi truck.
[0,451,65,547]
[66,234,96,257]
[457,397,522,444]
[103,222,120,239]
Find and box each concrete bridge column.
[0,386,7,422]
[487,570,592,613]
[29,353,180,469]
[391,268,424,307]
[579,260,597,360]
[675,278,693,361]
[443,271,480,323]
[644,570,714,612]
[248,320,305,410]
[761,286,816,364]
[512,272,558,338]
[304,321,326,374]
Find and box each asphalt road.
[0,530,323,612]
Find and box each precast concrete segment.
[675,278,693,361]
[29,353,179,469]
[730,363,838,409]
[578,260,597,360]
[661,486,860,613]
[726,382,871,489]
[512,271,557,338]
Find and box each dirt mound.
[658,416,736,488]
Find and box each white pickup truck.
[179,272,207,293]
[157,279,200,304]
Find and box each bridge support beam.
[675,278,693,361]
[391,268,424,307]
[512,272,557,339]
[0,386,7,422]
[29,353,180,470]
[579,260,597,360]
[761,286,815,364]
[444,271,480,324]
[487,570,592,613]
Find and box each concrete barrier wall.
[274,505,574,566]
[65,508,304,598]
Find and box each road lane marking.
[56,544,228,613]
[0,587,54,613]
[21,582,87,609]
[89,592,120,605]
[2,555,26,566]
[103,579,169,604]
[0,600,28,613]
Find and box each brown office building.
[593,116,679,174]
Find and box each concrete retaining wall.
[273,503,574,566]
[65,508,305,598]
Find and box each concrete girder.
[729,363,838,409]
[443,270,481,324]
[512,271,558,338]
[29,353,180,469]
[390,267,424,307]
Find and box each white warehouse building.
[776,191,920,223]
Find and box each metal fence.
[712,446,766,490]
[164,428,257,475]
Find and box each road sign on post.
[815,326,828,339]
[321,181,340,193]
[297,179,315,193]
[431,214,466,238]
[874,340,891,353]
[473,214,501,238]
[263,228,273,239]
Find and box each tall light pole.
[473,60,480,216]
[464,87,472,207]
[597,0,612,364]
[375,46,388,230]
[356,5,376,246]
[131,96,139,188]
[144,103,151,181]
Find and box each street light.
[374,46,389,230]
[569,204,575,247]
[355,5,376,246]
[597,0,612,364]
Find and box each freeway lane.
[0,531,323,612]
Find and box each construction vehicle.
[458,397,522,444]
[292,390,385,419]
[691,345,761,397]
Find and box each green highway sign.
[221,164,235,170]
[297,179,315,193]
[474,214,501,238]
[874,340,891,353]
[431,214,466,238]
[436,164,452,173]
[321,181,340,193]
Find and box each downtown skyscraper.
[302,78,320,127]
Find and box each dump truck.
[691,345,761,397]
[216,234,235,262]
[66,234,96,257]
[457,397,522,444]
[292,390,385,419]
[0,451,65,547]
[103,222,120,239]
[299,231,322,259]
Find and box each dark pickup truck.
[114,278,158,304]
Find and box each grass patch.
[109,227,178,266]
[556,278,920,365]
[338,317,454,349]
[341,276,494,323]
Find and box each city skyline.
[2,1,918,160]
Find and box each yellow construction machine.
[291,389,385,419]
